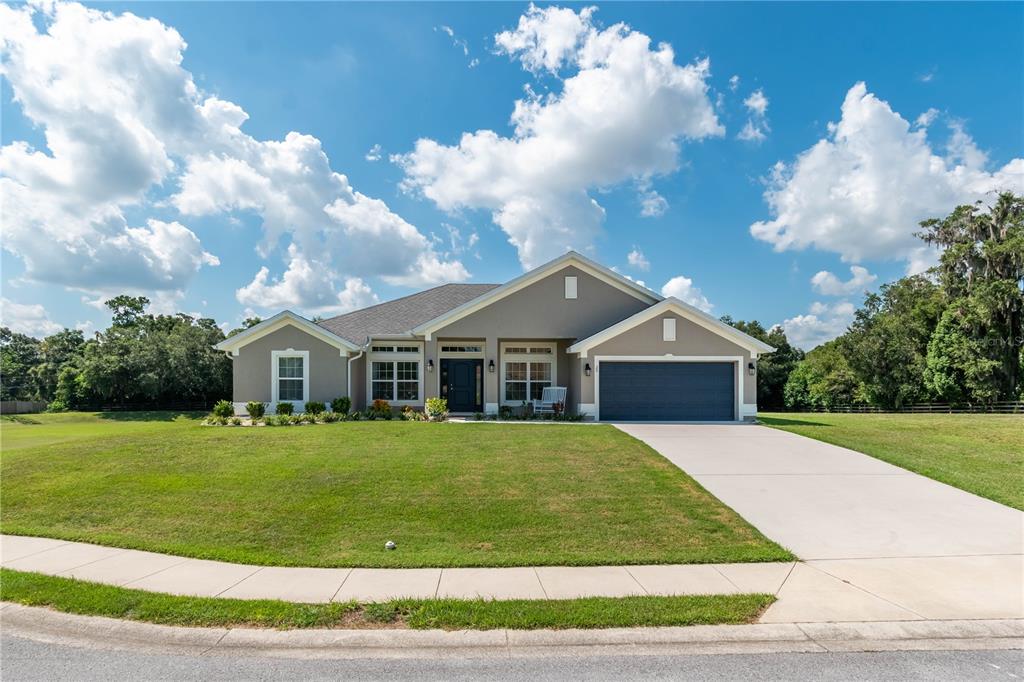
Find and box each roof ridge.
[317,282,499,325]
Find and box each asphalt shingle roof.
[316,283,500,346]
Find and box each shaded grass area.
[0,413,791,567]
[760,413,1024,510]
[0,569,774,630]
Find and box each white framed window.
[371,345,418,353]
[371,360,420,401]
[440,345,483,353]
[565,276,578,299]
[501,343,556,404]
[367,341,423,403]
[271,350,309,406]
[663,318,677,342]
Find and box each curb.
[2,603,1021,659]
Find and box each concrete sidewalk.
[4,534,1022,624]
[0,535,795,603]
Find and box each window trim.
[367,342,424,405]
[663,318,677,342]
[271,349,309,408]
[500,342,557,406]
[564,275,578,299]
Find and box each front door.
[441,359,483,412]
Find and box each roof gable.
[214,311,360,355]
[412,251,662,338]
[568,298,776,356]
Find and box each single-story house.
[214,251,774,421]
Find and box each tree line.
[1,296,236,409]
[2,194,1020,412]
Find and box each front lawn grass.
[761,413,1024,510]
[0,569,774,630]
[0,412,791,567]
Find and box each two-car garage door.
[598,361,736,421]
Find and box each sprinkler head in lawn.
[385,540,396,550]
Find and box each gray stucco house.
[215,252,774,421]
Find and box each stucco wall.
[579,312,757,407]
[431,265,651,408]
[231,325,347,404]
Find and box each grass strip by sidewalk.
[0,569,773,631]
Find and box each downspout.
[347,346,365,403]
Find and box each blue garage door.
[599,362,735,421]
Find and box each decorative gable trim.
[411,251,662,339]
[567,298,776,356]
[214,310,359,356]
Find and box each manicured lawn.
[0,569,773,630]
[761,413,1024,510]
[0,413,791,567]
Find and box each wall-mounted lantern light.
[488,359,496,373]
[427,359,434,372]
[748,361,756,376]
[584,363,592,377]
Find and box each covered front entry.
[598,361,736,421]
[440,359,483,412]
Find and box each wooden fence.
[778,401,1024,415]
[0,401,49,414]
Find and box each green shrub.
[206,415,228,426]
[245,401,266,420]
[275,402,294,416]
[402,406,427,421]
[212,400,234,418]
[289,414,306,425]
[46,399,70,413]
[230,417,242,426]
[304,401,325,415]
[350,411,363,421]
[473,412,485,421]
[425,397,448,421]
[498,405,514,420]
[331,397,351,415]
[322,411,340,423]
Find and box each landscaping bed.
[0,569,774,630]
[0,412,791,568]
[761,413,1024,510]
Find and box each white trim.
[499,342,557,406]
[271,349,309,411]
[568,298,775,356]
[740,402,758,419]
[215,311,358,355]
[564,275,578,299]
[484,402,499,415]
[663,318,677,342]
[577,402,596,416]
[591,355,743,422]
[413,251,661,338]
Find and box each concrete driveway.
[615,423,1024,622]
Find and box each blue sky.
[2,1,1022,348]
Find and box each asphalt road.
[2,634,1021,681]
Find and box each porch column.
[484,334,499,413]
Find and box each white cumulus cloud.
[661,275,713,313]
[0,297,63,337]
[399,4,723,269]
[810,265,877,296]
[750,82,1024,267]
[737,88,770,143]
[236,245,379,316]
[779,300,856,351]
[0,1,465,313]
[627,247,651,271]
